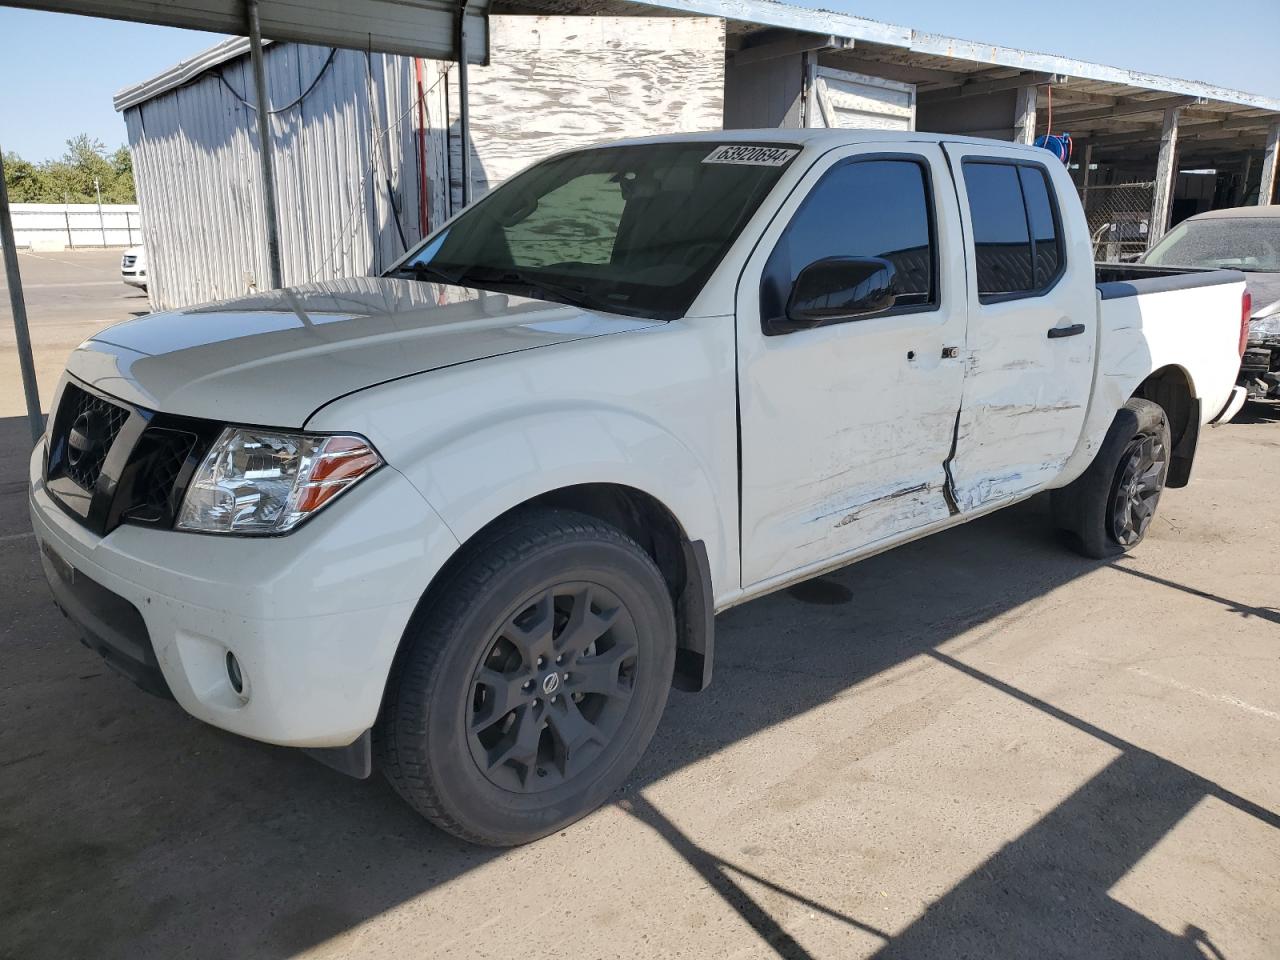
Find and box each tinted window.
[761,158,936,329]
[962,160,1064,300]
[391,142,796,321]
[1019,166,1062,285]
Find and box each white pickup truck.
[30,130,1249,845]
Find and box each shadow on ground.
[0,413,1274,959]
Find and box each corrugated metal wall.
[123,16,725,312]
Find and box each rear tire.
[377,509,675,846]
[1051,398,1171,559]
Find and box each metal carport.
[1,0,492,441]
[5,0,1280,442]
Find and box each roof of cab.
[596,127,1049,156]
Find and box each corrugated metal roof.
[9,0,490,67]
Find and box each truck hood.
[69,277,660,426]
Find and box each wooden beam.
[733,30,851,66]
[1014,84,1037,145]
[1052,94,1199,125]
[1262,122,1280,205]
[1045,88,1117,107]
[1150,107,1181,245]
[918,70,1059,103]
[827,56,963,87]
[1086,117,1274,148]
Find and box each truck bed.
[1090,262,1246,435]
[1095,262,1244,300]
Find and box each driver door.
[737,143,969,587]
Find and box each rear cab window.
[961,159,1065,302]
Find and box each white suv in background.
[121,245,147,291]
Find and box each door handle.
[1047,323,1086,339]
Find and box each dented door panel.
[941,142,1096,512]
[736,143,968,586]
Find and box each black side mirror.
[783,256,898,329]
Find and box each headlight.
[176,428,382,535]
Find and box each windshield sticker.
[703,145,798,166]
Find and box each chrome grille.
[132,431,198,521]
[56,385,131,492]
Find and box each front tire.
[1052,398,1171,558]
[377,509,675,845]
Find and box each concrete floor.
[1,268,1278,959]
[0,248,149,417]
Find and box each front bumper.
[29,444,459,749]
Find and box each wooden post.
[1014,84,1037,145]
[1260,121,1280,206]
[1080,142,1094,203]
[1149,106,1181,247]
[1233,154,1254,206]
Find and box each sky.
[1,1,1277,162]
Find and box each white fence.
[7,203,142,249]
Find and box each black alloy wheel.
[1109,432,1167,546]
[466,583,639,793]
[377,509,676,845]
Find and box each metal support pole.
[1014,85,1037,146]
[1149,106,1181,247]
[247,0,283,289]
[0,149,45,442]
[63,195,74,249]
[95,178,107,247]
[1260,121,1280,207]
[457,0,473,206]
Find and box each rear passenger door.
[941,143,1095,512]
[737,144,968,587]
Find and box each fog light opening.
[226,651,244,696]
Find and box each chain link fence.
[1079,181,1154,261]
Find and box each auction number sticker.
[703,145,799,166]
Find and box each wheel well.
[1132,365,1198,487]
[526,484,689,597]
[397,484,714,698]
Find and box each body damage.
[28,129,1250,757]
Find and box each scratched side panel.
[942,142,1097,513]
[735,141,970,587]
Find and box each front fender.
[307,321,740,601]
[400,403,728,578]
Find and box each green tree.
[1,151,52,202]
[2,135,136,203]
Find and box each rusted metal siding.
[123,16,724,312]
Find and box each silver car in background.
[1143,206,1280,402]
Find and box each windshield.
[1144,217,1280,272]
[387,142,799,319]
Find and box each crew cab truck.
[29,131,1249,845]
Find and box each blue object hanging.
[1034,132,1073,165]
